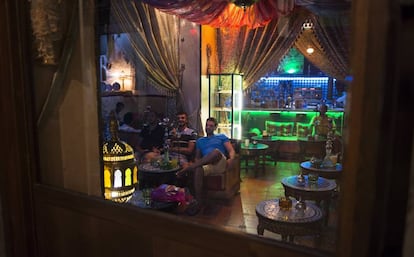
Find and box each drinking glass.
[278,197,292,211]
[308,173,319,184]
[142,188,152,206]
[170,157,178,168]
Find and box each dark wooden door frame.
[1,0,38,256]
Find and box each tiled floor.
[185,161,338,253]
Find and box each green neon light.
[277,48,304,75]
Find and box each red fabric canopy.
[142,0,295,28]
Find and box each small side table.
[240,143,269,177]
[256,199,323,243]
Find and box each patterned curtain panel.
[211,7,310,89]
[112,0,181,96]
[313,12,350,79]
[294,11,350,80]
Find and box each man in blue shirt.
[176,117,236,204]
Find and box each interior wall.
[200,26,217,134]
[179,20,201,132]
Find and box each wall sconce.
[104,68,135,92]
[102,112,138,202]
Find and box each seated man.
[168,111,197,168]
[118,112,141,150]
[119,112,141,133]
[176,117,236,203]
[113,102,125,125]
[136,111,165,162]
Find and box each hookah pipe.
[159,117,171,161]
[160,117,182,166]
[171,120,182,166]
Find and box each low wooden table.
[281,175,337,223]
[300,161,342,180]
[240,143,269,177]
[256,199,323,243]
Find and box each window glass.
[31,1,350,253]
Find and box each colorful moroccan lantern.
[102,112,138,202]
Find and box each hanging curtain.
[294,10,350,80]
[112,0,181,96]
[295,0,351,17]
[211,7,310,89]
[312,11,350,79]
[142,0,295,28]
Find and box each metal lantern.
[102,112,138,202]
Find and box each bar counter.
[242,108,344,136]
[241,108,344,160]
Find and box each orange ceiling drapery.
[142,0,295,28]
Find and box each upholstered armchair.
[202,139,241,201]
[203,154,241,200]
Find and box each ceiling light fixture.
[231,0,259,9]
[306,47,315,54]
[303,20,313,29]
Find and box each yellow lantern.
[102,112,138,202]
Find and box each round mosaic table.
[255,199,323,242]
[300,161,342,180]
[138,163,180,189]
[251,135,280,164]
[281,175,337,203]
[297,137,326,161]
[240,143,269,177]
[281,175,337,224]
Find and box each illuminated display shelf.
[246,76,338,109]
[208,74,243,139]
